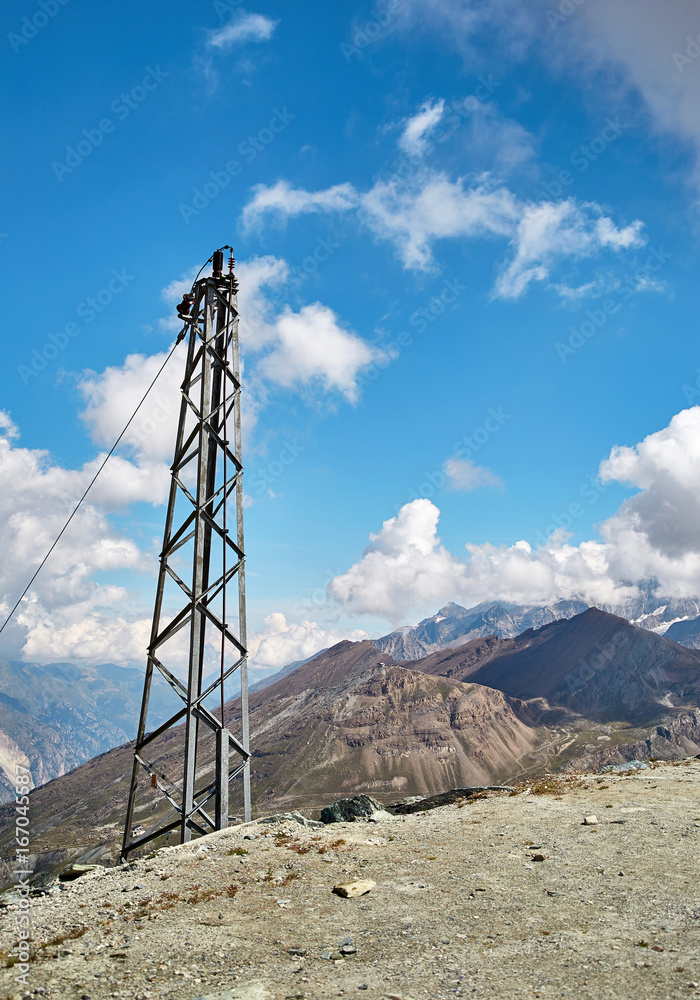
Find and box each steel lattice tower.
[122,248,250,859]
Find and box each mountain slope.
[8,613,700,876]
[407,608,700,723]
[665,614,700,649]
[249,649,329,693]
[0,641,553,871]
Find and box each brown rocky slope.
[0,642,559,875]
[408,607,700,723]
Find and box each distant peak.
[437,602,468,617]
[584,606,622,620]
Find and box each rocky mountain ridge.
[372,599,589,660]
[406,608,700,723]
[374,593,700,662]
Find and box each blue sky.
[3,0,700,675]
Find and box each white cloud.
[399,98,445,157]
[328,407,700,622]
[207,11,279,49]
[258,303,382,402]
[494,199,646,298]
[361,171,520,271]
[0,416,152,662]
[444,458,503,491]
[242,171,644,293]
[236,254,290,349]
[231,255,384,404]
[248,612,368,675]
[328,500,472,621]
[242,180,358,230]
[18,596,153,665]
[326,498,627,622]
[79,345,188,470]
[599,406,700,560]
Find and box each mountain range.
[4,592,700,807]
[405,607,700,724]
[373,591,700,661]
[5,606,700,884]
[0,661,179,803]
[373,599,590,660]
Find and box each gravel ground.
[2,760,700,1000]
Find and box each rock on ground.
[320,794,386,824]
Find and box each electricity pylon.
[122,248,250,859]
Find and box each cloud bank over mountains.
[328,407,700,624]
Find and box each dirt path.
[2,760,700,1000]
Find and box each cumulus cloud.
[79,345,188,469]
[328,500,472,621]
[242,180,358,230]
[494,199,646,299]
[242,171,644,292]
[326,499,625,623]
[248,612,369,675]
[328,407,700,622]
[258,304,382,403]
[18,596,153,665]
[599,407,700,560]
[0,414,153,662]
[444,458,503,491]
[399,98,445,157]
[232,254,384,402]
[207,11,279,49]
